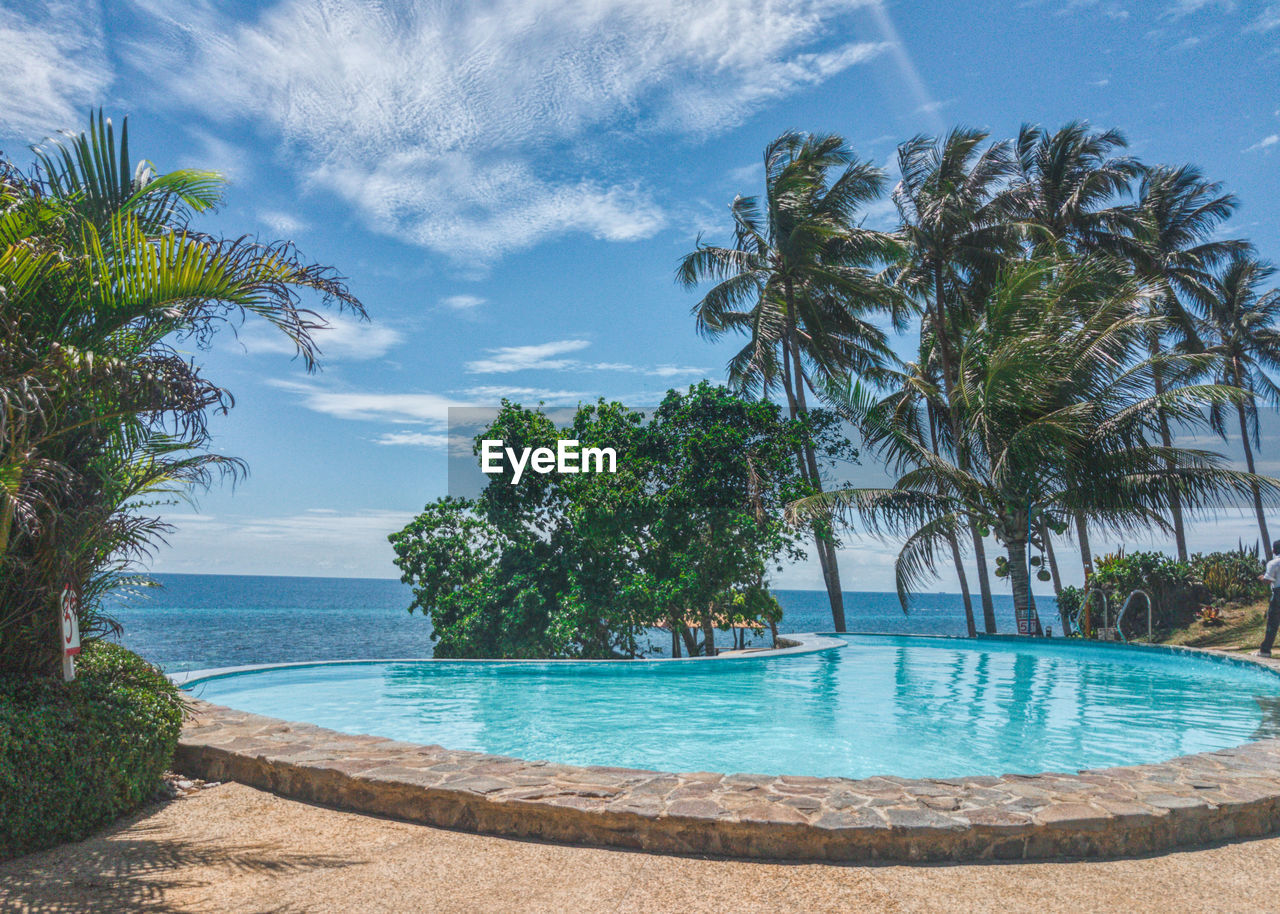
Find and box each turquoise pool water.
[186,635,1280,780]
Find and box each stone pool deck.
[176,691,1280,863]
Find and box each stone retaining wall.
[176,697,1280,862]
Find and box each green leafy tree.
[390,385,830,658]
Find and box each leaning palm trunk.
[1236,392,1272,558]
[784,328,848,631]
[1151,357,1189,561]
[930,272,997,633]
[1075,510,1095,580]
[929,415,976,636]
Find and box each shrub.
[1190,545,1268,603]
[1081,550,1202,636]
[0,641,185,859]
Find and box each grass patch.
[1156,598,1271,652]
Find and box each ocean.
[107,573,1035,673]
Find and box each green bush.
[1190,545,1268,603]
[1077,550,1201,636]
[0,641,185,859]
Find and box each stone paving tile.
[174,648,1280,863]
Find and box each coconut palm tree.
[1200,255,1280,556]
[1126,165,1245,562]
[677,131,898,632]
[1008,121,1140,254]
[891,128,1019,633]
[0,112,364,675]
[1006,121,1143,580]
[795,257,1276,627]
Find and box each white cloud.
[1247,5,1280,31]
[1167,0,1235,16]
[441,295,487,310]
[373,431,453,448]
[0,2,111,138]
[1245,134,1279,152]
[179,129,252,182]
[461,386,589,402]
[642,365,708,378]
[258,209,309,235]
[466,339,593,374]
[463,339,707,378]
[134,0,885,261]
[269,379,461,424]
[237,314,402,361]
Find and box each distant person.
[1256,540,1280,658]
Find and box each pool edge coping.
[168,632,848,688]
[173,636,1280,862]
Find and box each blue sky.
[2,0,1278,589]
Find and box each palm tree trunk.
[1007,536,1032,630]
[1236,391,1272,558]
[701,608,717,657]
[784,313,848,632]
[782,339,836,612]
[1038,518,1068,635]
[930,265,996,633]
[1075,510,1094,580]
[929,413,976,636]
[1038,519,1062,596]
[1152,357,1188,561]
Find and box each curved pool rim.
[173,634,1280,862]
[170,631,848,689]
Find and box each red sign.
[61,585,81,657]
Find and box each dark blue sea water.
[107,574,1033,673]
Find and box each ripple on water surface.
[187,635,1280,780]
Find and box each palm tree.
[0,112,364,675]
[1009,121,1140,254]
[1201,255,1280,556]
[1126,165,1244,561]
[795,257,1276,627]
[1006,121,1142,581]
[677,131,897,633]
[891,128,1018,633]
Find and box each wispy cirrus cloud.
[258,209,309,235]
[465,340,594,374]
[236,314,403,361]
[128,0,886,262]
[1245,134,1279,153]
[461,386,590,403]
[440,295,487,311]
[372,431,454,448]
[0,2,111,137]
[464,339,706,378]
[269,379,461,424]
[1247,5,1280,31]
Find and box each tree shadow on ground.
[0,808,358,914]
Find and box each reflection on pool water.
[186,635,1280,780]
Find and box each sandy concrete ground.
[3,782,1279,914]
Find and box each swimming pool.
[183,635,1280,780]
